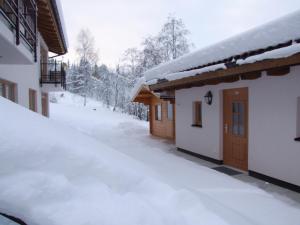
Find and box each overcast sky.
[60,0,300,67]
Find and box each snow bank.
[143,9,300,82]
[52,92,300,225]
[1,93,300,225]
[0,96,230,225]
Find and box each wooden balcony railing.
[0,0,37,61]
[40,60,66,90]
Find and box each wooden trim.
[29,89,37,112]
[167,101,174,121]
[0,0,4,7]
[150,53,300,91]
[267,66,290,76]
[155,104,162,121]
[37,0,67,54]
[177,148,223,165]
[249,171,300,193]
[240,72,262,80]
[191,124,202,128]
[193,101,202,127]
[149,104,153,134]
[41,92,49,117]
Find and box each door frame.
[223,87,249,171]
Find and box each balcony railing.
[0,0,37,61]
[40,60,66,90]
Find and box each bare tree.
[158,16,192,60]
[76,28,99,106]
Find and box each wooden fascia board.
[149,53,300,91]
[37,0,65,54]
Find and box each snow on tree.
[66,16,193,120]
[75,28,99,106]
[158,15,192,60]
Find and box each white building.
[134,10,300,192]
[0,0,68,116]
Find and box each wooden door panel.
[223,88,248,171]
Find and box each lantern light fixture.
[204,91,213,105]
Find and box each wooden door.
[42,92,49,117]
[223,87,248,171]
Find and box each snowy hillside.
[0,93,300,225]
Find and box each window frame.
[0,79,17,103]
[155,104,162,121]
[29,89,37,112]
[192,101,202,128]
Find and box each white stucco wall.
[0,33,44,114]
[0,64,43,113]
[0,17,33,64]
[176,65,300,186]
[297,97,300,138]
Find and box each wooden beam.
[133,97,151,105]
[37,0,65,54]
[267,66,290,76]
[241,72,262,80]
[150,53,300,91]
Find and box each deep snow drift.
[0,93,300,225]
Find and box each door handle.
[224,124,228,134]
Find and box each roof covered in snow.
[143,9,300,84]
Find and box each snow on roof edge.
[52,0,69,51]
[143,9,300,82]
[130,77,146,102]
[145,42,300,87]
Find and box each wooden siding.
[150,97,175,140]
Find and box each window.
[29,89,37,112]
[0,79,17,102]
[167,101,173,120]
[232,102,245,136]
[193,101,202,127]
[0,83,3,97]
[155,104,162,121]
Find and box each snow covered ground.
[1,92,300,225]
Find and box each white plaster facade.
[176,65,300,186]
[0,32,46,114]
[0,12,65,115]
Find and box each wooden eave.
[149,53,300,92]
[132,86,159,105]
[37,0,67,54]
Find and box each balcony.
[0,0,37,61]
[40,61,66,90]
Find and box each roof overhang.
[132,85,160,105]
[37,0,67,54]
[149,53,300,92]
